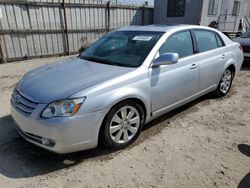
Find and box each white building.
[154,0,250,34]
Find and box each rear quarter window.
[215,33,224,47]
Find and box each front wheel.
[101,101,144,150]
[214,69,233,97]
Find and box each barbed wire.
[105,0,154,6]
[26,0,154,7]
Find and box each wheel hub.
[121,120,130,129]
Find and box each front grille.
[242,46,250,53]
[11,90,38,115]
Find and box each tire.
[101,100,145,150]
[214,68,234,97]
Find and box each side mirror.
[152,53,179,67]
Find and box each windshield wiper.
[79,55,135,68]
[79,55,107,64]
[108,62,133,67]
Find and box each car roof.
[118,24,217,33]
[117,24,233,46]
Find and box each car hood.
[234,37,250,46]
[16,57,134,103]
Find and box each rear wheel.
[214,68,233,97]
[102,101,144,149]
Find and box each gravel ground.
[0,56,249,188]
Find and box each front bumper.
[11,102,108,154]
[243,53,250,62]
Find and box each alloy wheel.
[220,69,232,94]
[109,106,140,144]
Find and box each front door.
[150,30,199,116]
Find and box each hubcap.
[109,106,140,144]
[220,70,232,94]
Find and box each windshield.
[79,31,163,67]
[241,30,250,38]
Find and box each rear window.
[194,30,218,52]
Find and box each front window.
[232,1,241,16]
[79,31,163,67]
[208,0,219,16]
[159,31,194,58]
[167,0,186,17]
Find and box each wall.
[154,0,203,25]
[200,0,250,32]
[154,0,250,33]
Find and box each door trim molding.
[151,84,217,118]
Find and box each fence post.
[141,5,145,25]
[0,35,7,63]
[62,0,70,55]
[106,1,110,32]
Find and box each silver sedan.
[234,29,250,61]
[11,25,244,154]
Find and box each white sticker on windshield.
[132,36,152,41]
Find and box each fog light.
[42,138,55,146]
[42,138,50,145]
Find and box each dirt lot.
[0,56,249,188]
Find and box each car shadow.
[241,61,250,71]
[237,144,250,188]
[0,115,118,179]
[238,144,250,157]
[0,92,224,179]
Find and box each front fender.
[82,86,150,116]
[71,69,151,120]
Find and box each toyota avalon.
[11,25,244,153]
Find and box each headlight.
[41,98,85,118]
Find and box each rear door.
[193,29,228,92]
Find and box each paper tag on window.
[132,36,152,41]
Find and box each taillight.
[239,45,243,52]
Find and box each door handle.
[190,63,198,69]
[221,54,226,59]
